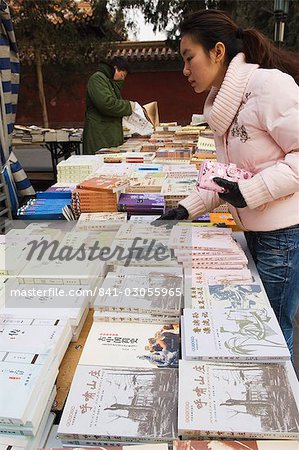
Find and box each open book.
[123,101,159,135]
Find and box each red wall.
[16,70,207,128]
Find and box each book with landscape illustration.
[178,360,299,439]
[182,308,290,362]
[58,365,178,443]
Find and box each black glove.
[151,205,189,226]
[213,177,247,208]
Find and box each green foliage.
[118,0,298,50]
[9,0,127,65]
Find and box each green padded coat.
[82,62,132,155]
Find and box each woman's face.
[180,34,226,93]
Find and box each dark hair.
[180,9,299,84]
[110,56,131,74]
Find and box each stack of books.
[128,174,166,193]
[57,155,102,183]
[72,176,129,216]
[76,211,127,231]
[163,164,198,179]
[161,177,198,209]
[16,229,109,286]
[163,223,299,441]
[155,147,192,162]
[93,265,183,324]
[17,198,70,220]
[58,301,179,446]
[13,125,46,143]
[1,278,90,342]
[44,128,83,142]
[178,360,299,439]
[0,316,72,439]
[169,226,247,269]
[118,193,165,216]
[125,151,155,163]
[36,183,77,200]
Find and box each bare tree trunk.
[35,48,49,128]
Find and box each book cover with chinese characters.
[17,245,106,284]
[2,279,89,327]
[115,223,171,241]
[0,374,57,435]
[0,388,56,449]
[182,308,290,362]
[178,360,299,439]
[93,310,178,325]
[0,318,71,360]
[0,355,51,425]
[189,283,270,310]
[93,271,182,316]
[169,230,237,251]
[105,239,177,267]
[58,365,178,442]
[79,321,180,369]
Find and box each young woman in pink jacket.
[156,9,299,359]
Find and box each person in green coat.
[83,57,134,154]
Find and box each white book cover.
[16,230,113,283]
[185,261,246,270]
[161,178,197,196]
[178,360,299,439]
[0,366,57,434]
[123,106,154,136]
[184,283,270,310]
[93,272,182,315]
[0,354,51,425]
[115,265,183,277]
[115,223,170,241]
[0,316,71,375]
[76,212,127,231]
[58,365,178,441]
[2,279,89,327]
[107,239,178,267]
[0,392,56,450]
[182,308,290,362]
[168,226,233,249]
[0,317,71,357]
[176,251,248,265]
[129,215,160,223]
[17,256,106,284]
[93,310,178,325]
[184,267,253,285]
[79,321,180,368]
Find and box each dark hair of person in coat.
[180,9,299,85]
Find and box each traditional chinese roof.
[106,40,180,62]
[19,40,182,71]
